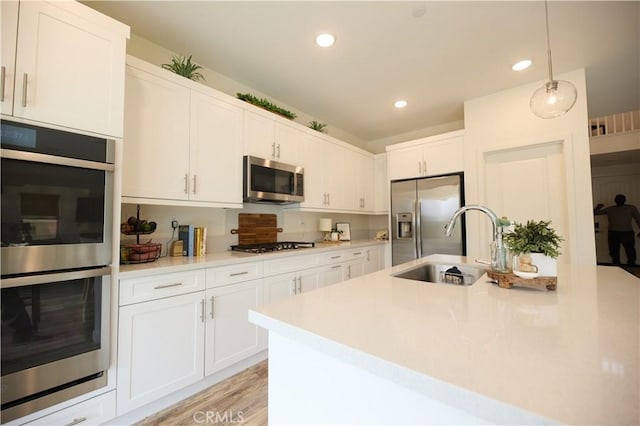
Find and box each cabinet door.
[297,267,321,293]
[117,291,205,414]
[243,109,275,159]
[205,279,264,376]
[25,391,116,426]
[387,145,423,180]
[190,91,243,205]
[374,154,389,213]
[122,65,190,201]
[320,264,343,288]
[364,247,381,275]
[263,273,296,304]
[1,1,18,116]
[324,141,347,209]
[358,153,375,211]
[343,259,365,281]
[298,133,326,209]
[14,1,126,136]
[422,136,463,176]
[274,121,300,164]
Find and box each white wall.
[463,69,596,265]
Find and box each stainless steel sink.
[392,262,488,286]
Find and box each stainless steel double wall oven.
[1,120,114,422]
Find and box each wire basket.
[120,242,162,264]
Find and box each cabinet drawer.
[119,270,205,306]
[263,253,318,277]
[206,262,263,288]
[318,251,348,265]
[25,391,116,426]
[342,248,366,262]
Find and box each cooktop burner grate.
[230,241,315,254]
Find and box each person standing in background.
[594,194,640,266]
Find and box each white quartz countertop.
[118,239,386,279]
[249,254,639,425]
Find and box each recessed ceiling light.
[512,59,532,71]
[315,33,335,48]
[394,100,408,109]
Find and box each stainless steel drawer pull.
[154,282,183,290]
[22,73,28,107]
[297,276,302,293]
[200,298,206,322]
[192,174,197,194]
[229,271,249,277]
[330,255,341,259]
[271,142,276,157]
[184,173,189,194]
[0,66,5,102]
[332,265,341,269]
[65,417,88,426]
[353,252,362,255]
[210,296,215,319]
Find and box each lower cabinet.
[263,269,322,304]
[205,279,265,375]
[116,291,205,414]
[25,391,116,426]
[343,259,365,280]
[365,246,381,275]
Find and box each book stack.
[178,225,207,256]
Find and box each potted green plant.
[503,220,563,277]
[161,55,205,81]
[236,93,297,120]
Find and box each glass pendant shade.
[530,79,577,119]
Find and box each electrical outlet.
[170,218,179,229]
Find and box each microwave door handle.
[1,266,112,289]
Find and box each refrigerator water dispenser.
[396,213,413,239]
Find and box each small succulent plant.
[308,120,327,133]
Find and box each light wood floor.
[136,361,268,426]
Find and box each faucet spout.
[444,204,508,272]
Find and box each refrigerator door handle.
[415,199,422,259]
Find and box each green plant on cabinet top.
[161,55,205,81]
[308,120,327,133]
[236,93,297,120]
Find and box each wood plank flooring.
[136,361,268,426]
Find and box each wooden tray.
[487,271,557,291]
[230,214,282,245]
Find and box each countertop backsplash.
[120,203,389,255]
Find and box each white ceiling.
[85,1,640,150]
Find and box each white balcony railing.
[589,110,640,137]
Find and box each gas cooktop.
[230,241,315,254]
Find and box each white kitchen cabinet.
[387,131,464,180]
[243,108,300,164]
[204,279,265,375]
[116,290,205,414]
[319,263,344,287]
[374,154,389,214]
[343,259,365,280]
[356,151,375,211]
[1,1,128,137]
[263,268,322,304]
[122,57,242,207]
[364,246,381,275]
[189,89,243,204]
[263,253,319,277]
[24,391,116,426]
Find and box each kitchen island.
[249,255,639,425]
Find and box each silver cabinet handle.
[192,174,197,194]
[230,271,249,277]
[21,73,28,107]
[353,252,362,256]
[297,276,302,293]
[418,160,422,175]
[271,142,276,157]
[347,265,351,279]
[184,173,189,194]
[330,255,341,259]
[200,299,206,322]
[0,66,5,102]
[276,143,281,158]
[327,193,330,205]
[423,160,427,175]
[65,417,88,426]
[210,296,215,319]
[366,250,370,262]
[154,282,182,290]
[331,265,341,269]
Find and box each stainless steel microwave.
[243,155,304,204]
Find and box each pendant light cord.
[544,0,554,82]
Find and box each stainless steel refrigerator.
[391,173,465,266]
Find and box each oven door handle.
[0,148,115,172]
[1,266,112,289]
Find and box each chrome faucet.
[444,205,508,272]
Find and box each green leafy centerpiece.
[504,220,563,277]
[236,93,296,120]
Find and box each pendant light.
[530,0,577,119]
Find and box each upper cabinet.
[122,56,243,208]
[0,1,129,137]
[386,130,464,181]
[243,108,300,165]
[373,154,389,214]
